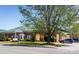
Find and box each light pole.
[15,31,16,38]
[12,30,18,41]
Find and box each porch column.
[35,34,40,42]
[56,34,60,43]
[66,34,70,39]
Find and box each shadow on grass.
[2,44,58,49]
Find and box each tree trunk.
[46,32,52,44]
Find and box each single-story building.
[1,26,33,41]
[0,26,72,42]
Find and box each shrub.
[0,33,5,41]
[22,38,31,41]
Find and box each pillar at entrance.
[35,34,40,42]
[66,34,70,39]
[40,34,44,41]
[56,34,60,43]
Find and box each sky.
[0,5,22,30]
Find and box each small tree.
[70,23,79,38]
[0,33,5,41]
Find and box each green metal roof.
[2,26,33,33]
[0,29,6,33]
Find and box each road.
[0,43,79,54]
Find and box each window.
[27,35,32,39]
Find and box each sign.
[12,38,18,41]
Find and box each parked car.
[60,38,74,43]
[73,38,79,42]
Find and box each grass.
[0,41,67,47]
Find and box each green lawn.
[0,41,67,47]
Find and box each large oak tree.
[19,5,79,43]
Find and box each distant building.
[0,26,33,41]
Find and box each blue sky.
[0,5,22,30]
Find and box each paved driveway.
[0,43,79,54]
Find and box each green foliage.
[0,33,5,41]
[19,5,79,41]
[71,23,79,34]
[23,38,31,41]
